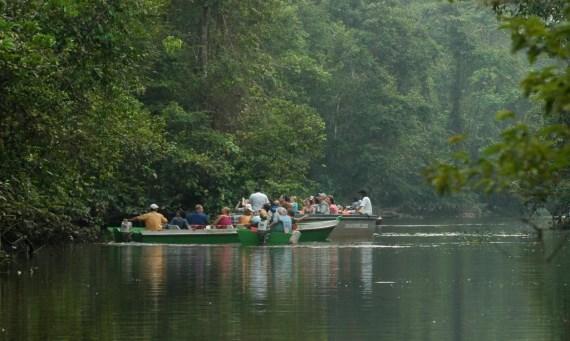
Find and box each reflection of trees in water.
[528,231,570,339]
[6,234,570,340]
[327,247,377,339]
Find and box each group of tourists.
[127,189,373,232]
[126,204,209,232]
[299,190,373,216]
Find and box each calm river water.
[2,220,570,340]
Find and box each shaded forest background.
[0,0,539,241]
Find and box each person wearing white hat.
[129,204,167,231]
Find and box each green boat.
[106,227,240,244]
[238,219,339,246]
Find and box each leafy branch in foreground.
[481,0,566,19]
[426,121,570,200]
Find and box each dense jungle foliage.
[0,0,553,249]
[428,0,570,220]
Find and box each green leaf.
[448,134,465,144]
[495,110,515,121]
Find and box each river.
[1,219,570,340]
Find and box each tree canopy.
[0,0,543,245]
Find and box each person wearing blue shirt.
[169,210,190,229]
[186,204,209,227]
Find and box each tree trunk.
[448,48,465,135]
[201,4,210,77]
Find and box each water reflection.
[244,248,268,303]
[361,248,373,294]
[1,222,570,340]
[142,246,165,294]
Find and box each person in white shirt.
[249,188,270,212]
[357,190,373,215]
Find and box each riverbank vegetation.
[0,0,547,247]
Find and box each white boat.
[299,214,382,241]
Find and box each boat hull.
[301,215,382,241]
[106,227,239,244]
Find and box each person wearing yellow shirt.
[129,204,167,231]
[237,205,253,227]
